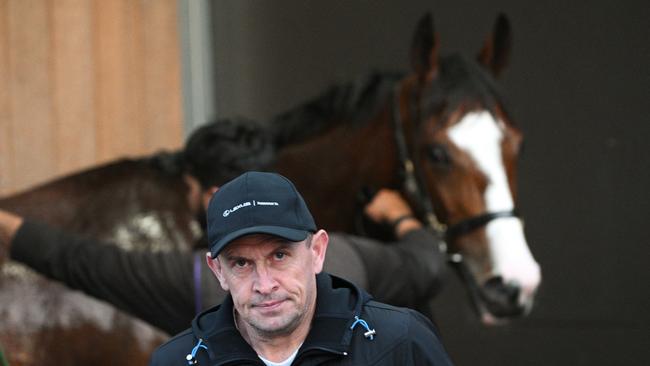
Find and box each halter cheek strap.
[193,252,203,315]
[392,84,448,247]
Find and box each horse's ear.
[477,13,511,78]
[410,12,439,80]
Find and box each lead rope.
[193,252,203,315]
[0,343,9,366]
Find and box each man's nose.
[253,266,279,294]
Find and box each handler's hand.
[0,210,23,263]
[363,189,422,238]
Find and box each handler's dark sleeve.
[330,229,447,308]
[10,220,195,335]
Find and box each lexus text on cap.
[207,171,317,258]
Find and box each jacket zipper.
[292,346,348,364]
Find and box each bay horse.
[270,13,541,323]
[0,12,540,365]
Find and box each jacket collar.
[191,273,370,364]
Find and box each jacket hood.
[187,273,374,364]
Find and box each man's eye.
[274,252,286,260]
[234,259,247,268]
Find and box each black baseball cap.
[207,171,317,258]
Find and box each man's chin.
[248,313,302,337]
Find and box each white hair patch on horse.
[448,111,541,304]
[0,262,166,349]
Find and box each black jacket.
[149,273,452,366]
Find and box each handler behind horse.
[0,119,447,336]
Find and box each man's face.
[183,174,203,215]
[207,230,328,337]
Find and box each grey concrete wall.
[210,1,649,364]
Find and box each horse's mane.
[269,55,511,148]
[270,71,403,148]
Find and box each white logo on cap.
[256,201,279,206]
[223,201,251,217]
[222,200,280,217]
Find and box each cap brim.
[210,226,311,258]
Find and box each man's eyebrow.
[221,252,246,262]
[273,242,293,249]
[263,236,294,246]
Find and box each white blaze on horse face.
[447,111,541,305]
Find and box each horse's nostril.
[480,277,523,317]
[487,277,519,300]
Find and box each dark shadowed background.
[209,1,649,364]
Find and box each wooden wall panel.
[0,0,183,195]
[141,0,183,152]
[94,0,143,161]
[51,0,96,171]
[7,0,57,191]
[0,0,11,192]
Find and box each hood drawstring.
[186,338,208,365]
[350,315,376,340]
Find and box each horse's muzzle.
[478,276,530,323]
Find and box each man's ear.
[310,230,329,274]
[206,252,229,291]
[202,186,219,211]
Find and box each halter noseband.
[391,84,519,262]
[445,210,519,240]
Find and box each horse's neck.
[273,106,399,233]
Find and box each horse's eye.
[428,144,451,165]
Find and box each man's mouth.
[253,300,285,311]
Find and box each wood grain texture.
[0,0,183,195]
[0,0,11,193]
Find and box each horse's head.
[397,13,541,324]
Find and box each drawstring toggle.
[186,338,208,365]
[350,316,376,340]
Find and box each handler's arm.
[0,210,195,335]
[345,190,447,306]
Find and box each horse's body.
[0,156,197,365]
[0,13,540,365]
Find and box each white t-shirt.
[257,345,301,366]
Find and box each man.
[0,119,446,336]
[149,171,453,365]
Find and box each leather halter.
[391,83,519,262]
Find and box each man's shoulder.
[363,299,426,321]
[362,300,436,336]
[349,300,453,365]
[149,328,195,365]
[368,301,450,351]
